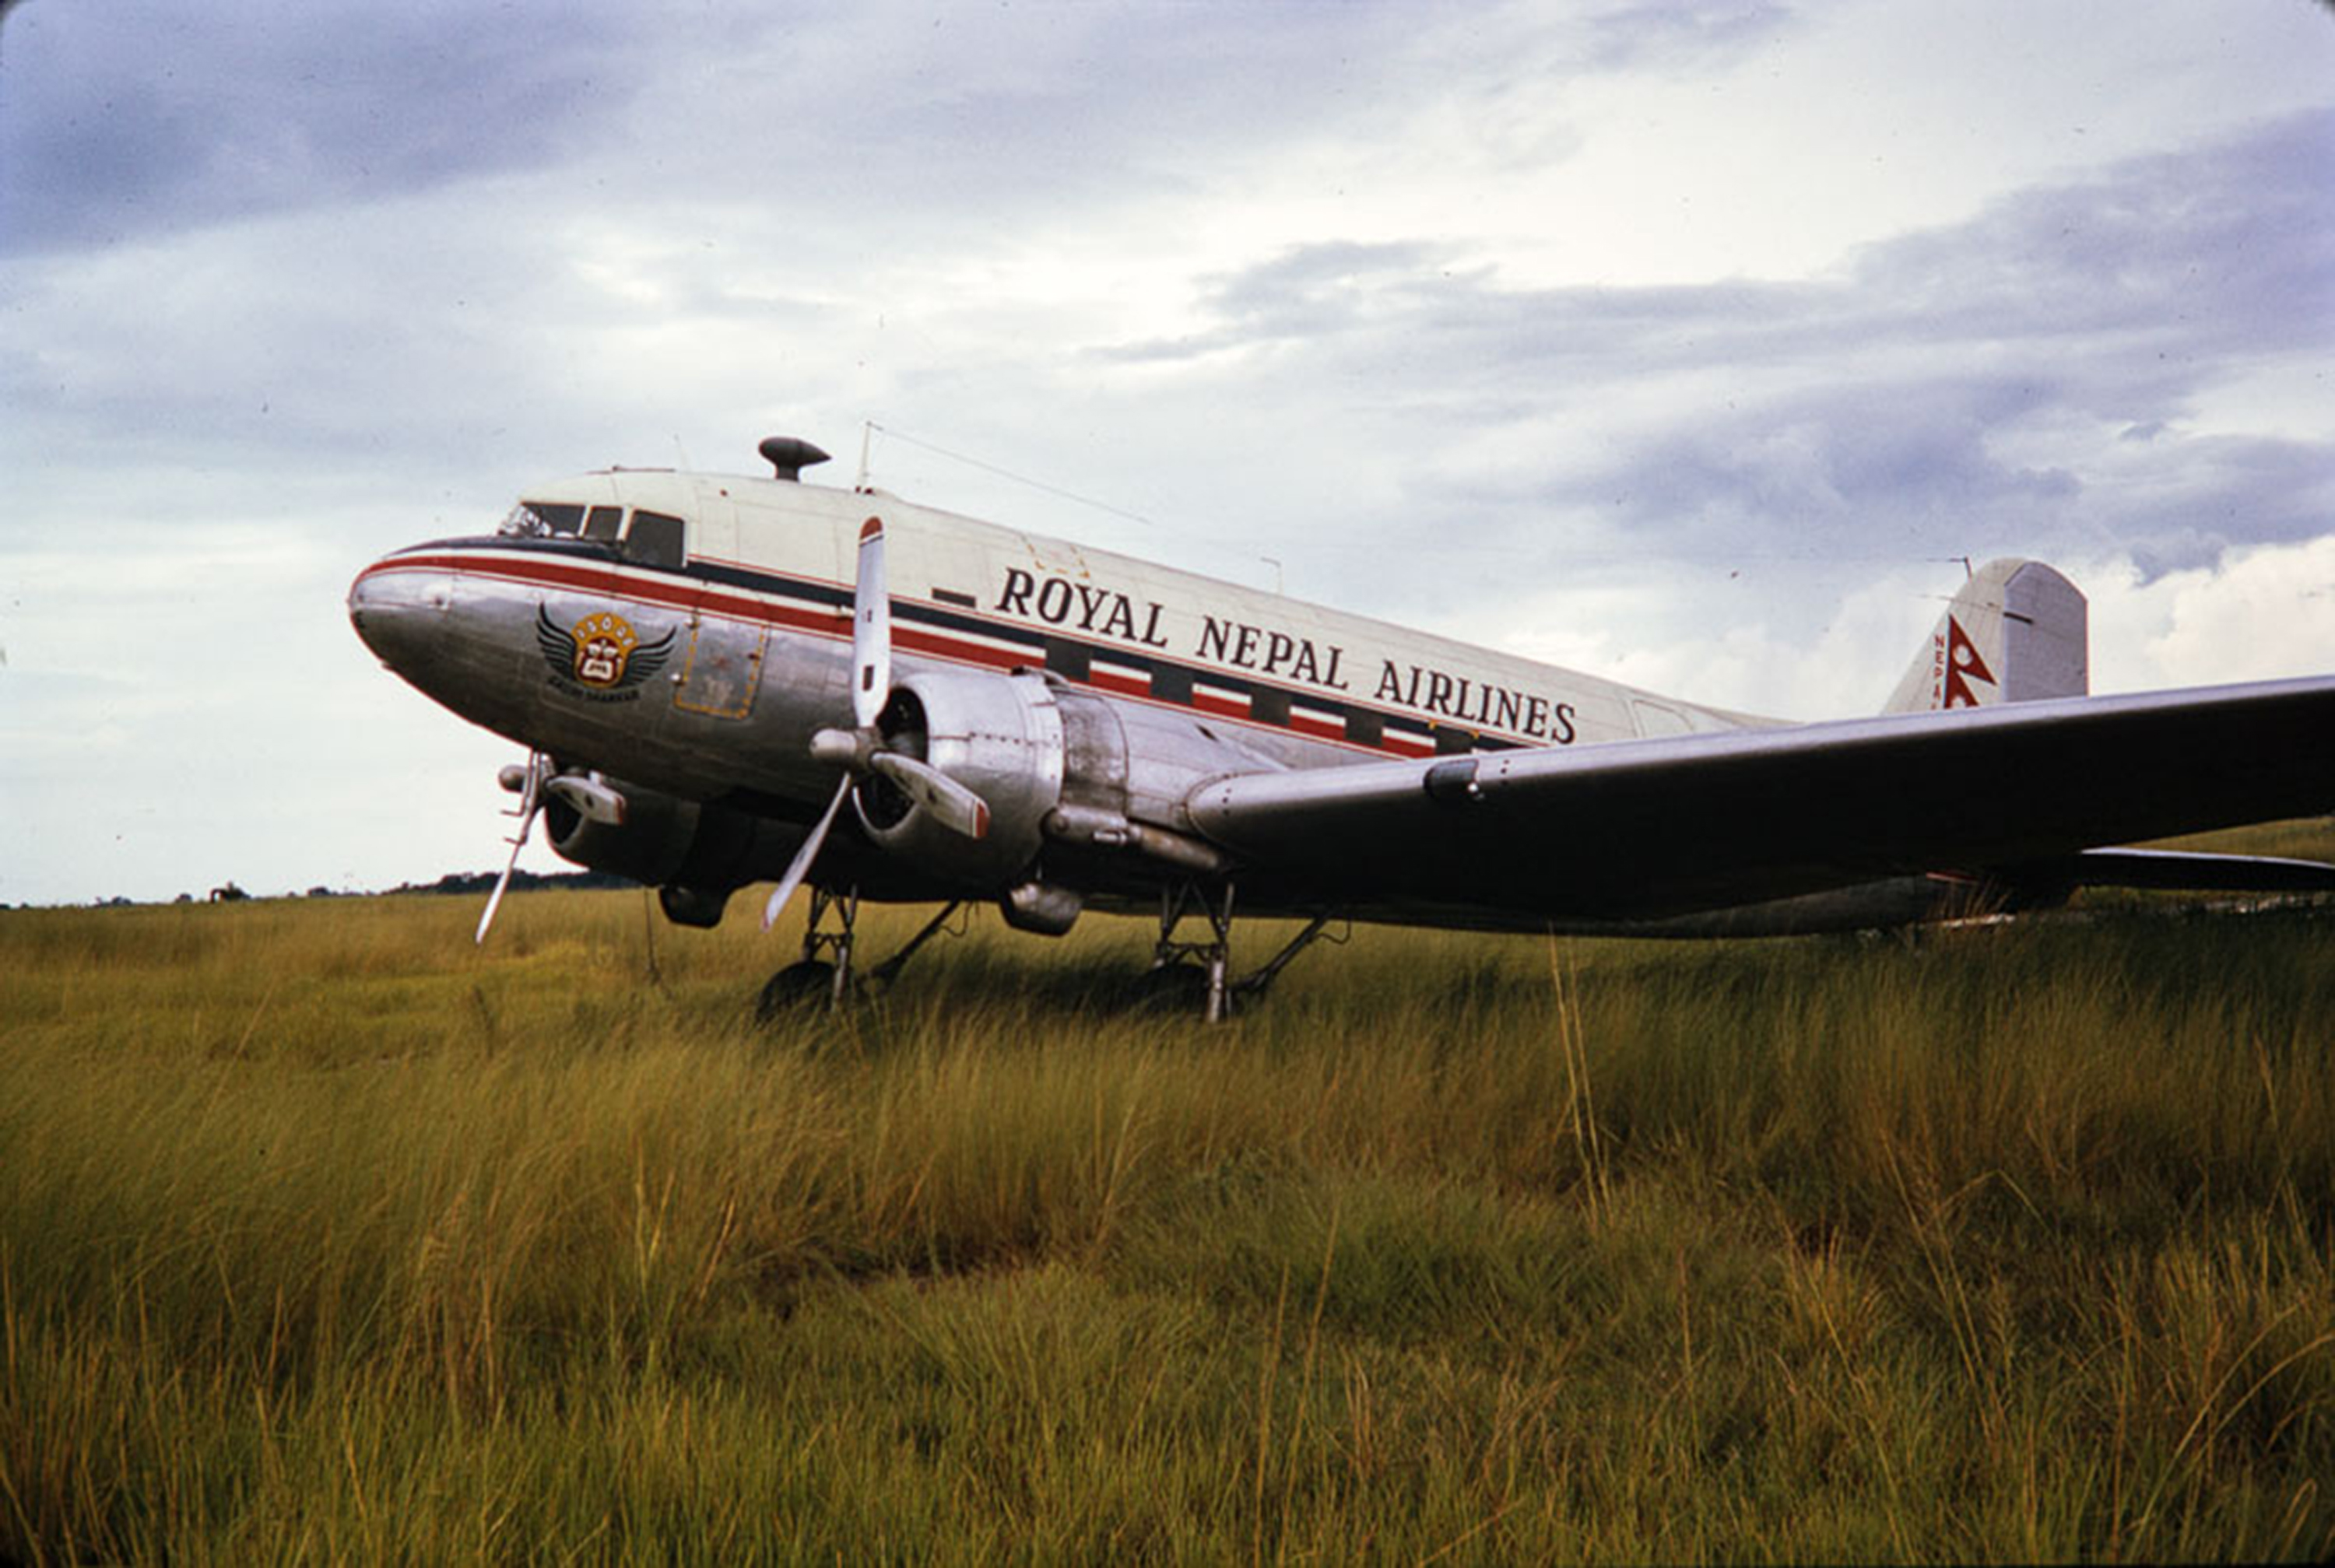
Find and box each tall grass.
[4,851,2333,1561]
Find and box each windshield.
[497,501,625,540]
[498,501,582,538]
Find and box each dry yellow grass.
[4,827,2333,1560]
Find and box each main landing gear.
[1139,882,1342,1023]
[753,881,1343,1024]
[752,888,967,1023]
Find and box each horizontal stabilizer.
[2060,847,2335,894]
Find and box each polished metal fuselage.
[352,466,1989,932]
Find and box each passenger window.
[625,510,686,567]
[582,507,623,542]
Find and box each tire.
[754,960,837,1023]
[1125,962,1220,1016]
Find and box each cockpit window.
[624,510,686,567]
[495,500,681,562]
[498,501,585,537]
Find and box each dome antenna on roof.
[757,436,830,482]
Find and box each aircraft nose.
[347,555,455,674]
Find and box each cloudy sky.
[2,0,2330,906]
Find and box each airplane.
[348,434,2335,1019]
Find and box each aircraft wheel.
[754,960,839,1023]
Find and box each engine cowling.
[544,780,810,923]
[546,666,1252,928]
[849,667,1258,909]
[854,670,1068,886]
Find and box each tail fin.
[1883,559,2087,714]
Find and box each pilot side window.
[624,510,686,567]
[582,506,623,542]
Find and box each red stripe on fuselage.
[367,547,1472,761]
[367,551,844,639]
[892,625,1027,672]
[1090,669,1151,699]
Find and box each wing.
[1184,676,2335,921]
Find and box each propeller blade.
[475,825,531,945]
[851,514,890,729]
[869,751,992,839]
[761,774,854,931]
[476,752,549,945]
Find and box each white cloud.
[2093,537,2335,693]
[2,0,2330,904]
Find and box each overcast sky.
[2,0,2330,906]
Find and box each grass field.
[5,828,2335,1562]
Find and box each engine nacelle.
[855,671,1067,887]
[544,665,1258,924]
[544,778,809,918]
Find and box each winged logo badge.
[536,606,674,692]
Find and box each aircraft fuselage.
[349,450,2147,939]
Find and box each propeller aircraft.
[349,436,2335,1019]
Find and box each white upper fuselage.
[493,464,1764,770]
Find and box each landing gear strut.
[1145,882,1343,1022]
[865,900,968,987]
[802,886,859,1005]
[1150,883,1238,1022]
[753,888,966,1023]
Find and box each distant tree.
[381,868,642,897]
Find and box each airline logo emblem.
[536,606,674,691]
[1942,616,1996,708]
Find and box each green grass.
[5,833,2334,1563]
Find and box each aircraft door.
[673,613,767,719]
[669,482,765,720]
